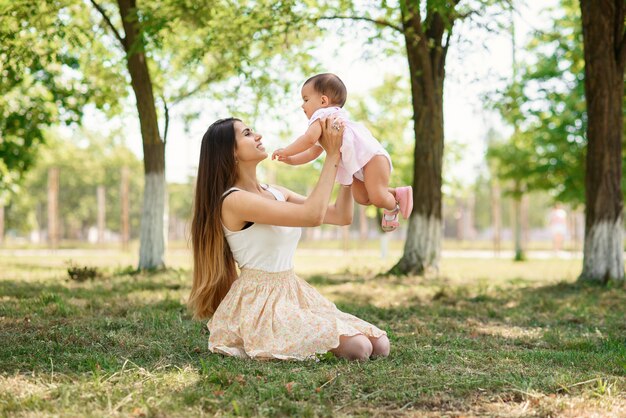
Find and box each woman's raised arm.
[222,118,344,227]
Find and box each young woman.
[189,117,390,361]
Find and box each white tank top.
[222,186,302,272]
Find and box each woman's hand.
[318,117,344,157]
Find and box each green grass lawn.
[0,251,624,417]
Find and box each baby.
[272,73,412,231]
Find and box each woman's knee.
[349,335,373,360]
[370,335,390,357]
[334,335,373,361]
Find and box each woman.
[189,116,390,361]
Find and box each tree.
[86,0,320,269]
[486,3,530,261]
[4,129,143,241]
[5,0,317,268]
[316,0,503,274]
[578,0,626,284]
[88,0,167,269]
[487,0,626,281]
[486,1,589,208]
[486,131,533,260]
[0,0,118,202]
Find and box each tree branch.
[88,0,126,49]
[317,15,403,33]
[170,72,223,105]
[442,28,453,65]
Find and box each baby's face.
[301,83,327,119]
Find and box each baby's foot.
[381,205,400,232]
[394,186,413,219]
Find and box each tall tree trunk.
[513,195,524,261]
[521,193,529,248]
[512,181,525,261]
[120,166,130,250]
[47,167,59,249]
[391,3,449,275]
[0,204,4,246]
[118,0,165,269]
[578,0,626,284]
[97,185,106,243]
[492,179,502,255]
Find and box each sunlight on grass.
[1,250,624,416]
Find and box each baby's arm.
[272,122,322,160]
[280,146,324,165]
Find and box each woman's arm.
[275,184,353,226]
[222,118,343,228]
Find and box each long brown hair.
[189,117,240,319]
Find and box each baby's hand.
[272,148,287,160]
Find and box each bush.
[66,262,101,282]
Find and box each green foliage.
[4,129,144,238]
[167,180,194,223]
[273,162,321,196]
[0,0,126,197]
[1,0,321,205]
[66,262,101,282]
[139,0,320,125]
[487,0,626,206]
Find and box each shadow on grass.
[1,270,624,417]
[0,273,204,375]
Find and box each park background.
[1,0,625,416]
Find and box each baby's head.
[301,73,347,119]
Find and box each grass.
[0,250,625,417]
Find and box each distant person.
[549,203,568,252]
[271,73,412,232]
[189,117,389,361]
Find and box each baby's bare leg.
[363,156,396,211]
[351,178,370,205]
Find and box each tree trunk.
[513,195,524,261]
[121,166,130,250]
[47,167,59,249]
[97,185,105,243]
[578,0,625,284]
[391,4,448,275]
[0,204,4,246]
[117,0,165,269]
[492,180,502,255]
[455,198,464,241]
[521,193,529,248]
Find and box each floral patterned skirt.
[207,268,386,360]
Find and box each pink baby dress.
[309,107,393,185]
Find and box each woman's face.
[233,121,266,162]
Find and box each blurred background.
[0,0,619,266]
